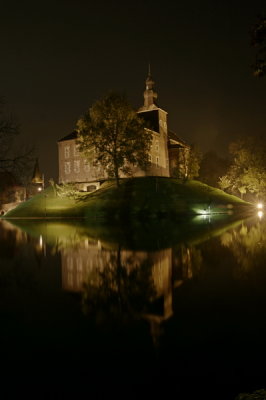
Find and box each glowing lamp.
[258,211,263,219]
[38,187,42,192]
[257,203,263,209]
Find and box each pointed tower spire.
[148,63,151,77]
[31,158,43,184]
[143,65,158,110]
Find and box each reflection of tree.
[235,389,266,400]
[220,220,266,277]
[82,246,156,323]
[172,244,203,284]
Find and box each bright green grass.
[3,177,252,220]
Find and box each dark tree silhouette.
[82,247,156,323]
[251,16,266,77]
[0,100,34,182]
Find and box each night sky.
[1,0,266,182]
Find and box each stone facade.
[58,71,190,190]
[58,134,107,191]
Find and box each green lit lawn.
[3,177,252,220]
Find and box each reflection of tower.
[151,248,173,319]
[145,246,196,346]
[143,249,173,347]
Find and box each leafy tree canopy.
[218,137,266,200]
[185,144,202,180]
[76,92,152,186]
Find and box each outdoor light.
[258,210,263,219]
[38,187,42,192]
[200,210,207,215]
[257,203,263,209]
[199,207,211,215]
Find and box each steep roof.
[58,131,78,142]
[31,158,43,184]
[168,130,190,148]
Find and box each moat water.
[0,213,266,399]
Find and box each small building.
[26,158,44,198]
[58,70,190,191]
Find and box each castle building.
[58,70,190,191]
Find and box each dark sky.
[1,0,266,181]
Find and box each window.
[74,160,80,173]
[148,154,152,162]
[155,141,159,152]
[84,159,90,172]
[64,161,71,174]
[74,144,80,156]
[156,157,159,166]
[64,146,70,158]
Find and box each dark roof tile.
[58,131,78,142]
[168,130,190,147]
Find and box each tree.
[82,246,156,323]
[77,92,152,187]
[0,100,34,183]
[251,15,266,77]
[218,137,266,200]
[183,144,202,180]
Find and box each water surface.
[0,214,265,399]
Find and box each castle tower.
[137,67,170,177]
[31,158,43,184]
[143,65,158,110]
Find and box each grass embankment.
[3,177,252,220]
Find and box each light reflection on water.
[0,215,266,399]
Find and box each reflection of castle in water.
[61,239,194,323]
[0,219,198,345]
